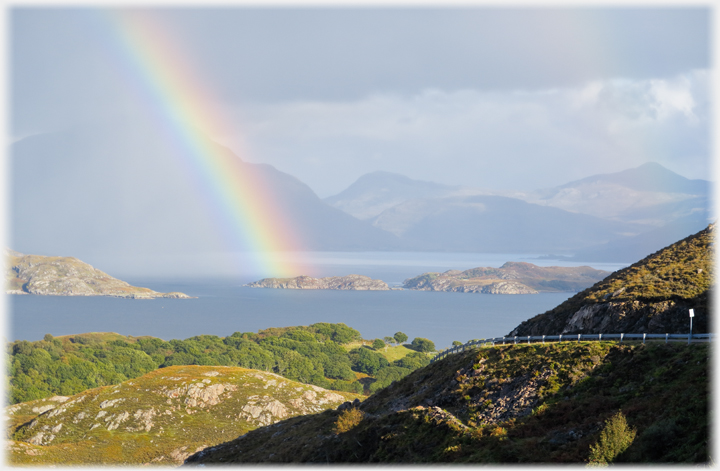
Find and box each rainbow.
[98,10,311,278]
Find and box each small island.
[5,249,193,298]
[246,274,389,290]
[403,261,610,294]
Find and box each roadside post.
[689,309,695,344]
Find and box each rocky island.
[246,274,389,290]
[403,262,610,294]
[5,250,192,298]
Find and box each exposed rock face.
[246,274,389,291]
[7,365,361,466]
[440,280,538,294]
[509,225,713,336]
[5,250,192,298]
[512,294,708,336]
[404,262,609,294]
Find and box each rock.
[246,274,389,290]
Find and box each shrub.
[372,339,386,350]
[410,337,436,353]
[634,418,681,461]
[588,412,636,465]
[334,408,365,434]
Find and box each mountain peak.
[324,172,458,220]
[560,162,709,194]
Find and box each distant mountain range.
[324,163,712,262]
[10,118,712,270]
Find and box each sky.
[10,6,712,198]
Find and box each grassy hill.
[7,365,362,465]
[186,341,709,464]
[510,224,714,336]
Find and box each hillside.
[5,250,191,298]
[509,224,714,336]
[403,262,610,294]
[7,365,361,465]
[247,274,389,290]
[186,341,709,464]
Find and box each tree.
[410,337,436,353]
[383,336,396,345]
[349,348,389,375]
[588,412,636,465]
[452,340,463,347]
[372,339,386,350]
[393,332,408,345]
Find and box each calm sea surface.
[7,252,628,350]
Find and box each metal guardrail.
[430,332,715,363]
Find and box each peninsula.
[246,274,389,290]
[5,250,192,298]
[403,262,610,294]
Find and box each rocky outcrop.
[510,293,708,336]
[5,250,192,298]
[404,262,609,294]
[246,274,389,291]
[7,365,361,466]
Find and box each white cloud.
[648,76,698,121]
[214,70,709,196]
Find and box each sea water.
[7,252,628,350]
